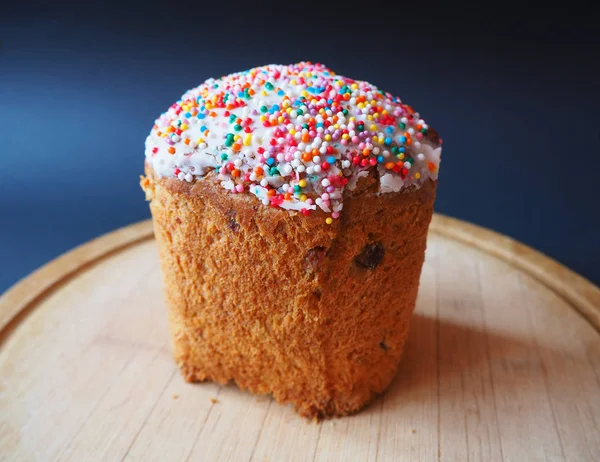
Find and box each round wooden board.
[1,215,600,462]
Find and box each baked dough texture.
[141,165,436,418]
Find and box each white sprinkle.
[177,171,185,180]
[313,165,322,173]
[260,179,269,187]
[322,178,331,187]
[306,166,314,174]
[312,156,321,164]
[417,153,426,161]
[404,162,412,169]
[234,159,242,167]
[185,173,193,182]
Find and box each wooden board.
[1,215,599,461]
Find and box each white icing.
[145,63,441,218]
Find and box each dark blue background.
[1,2,599,292]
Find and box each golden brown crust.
[141,165,436,419]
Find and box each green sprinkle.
[221,153,228,160]
[265,82,274,90]
[234,124,242,131]
[260,105,268,113]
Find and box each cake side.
[142,166,436,418]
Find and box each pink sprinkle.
[326,186,335,193]
[306,198,314,205]
[351,136,360,144]
[235,184,244,193]
[341,139,348,146]
[416,132,423,140]
[332,212,340,219]
[321,193,329,200]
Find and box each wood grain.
[1,215,599,461]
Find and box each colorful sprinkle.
[145,62,441,219]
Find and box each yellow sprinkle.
[370,99,376,105]
[180,124,188,131]
[290,79,297,85]
[399,153,405,160]
[298,179,307,187]
[373,113,379,119]
[326,217,333,225]
[277,116,284,123]
[415,173,421,179]
[324,134,332,141]
[367,115,373,121]
[283,101,290,108]
[197,138,204,144]
[333,124,340,129]
[351,83,358,90]
[370,124,377,132]
[349,117,356,122]
[357,103,365,109]
[382,110,388,115]
[301,90,308,97]
[243,134,252,146]
[260,115,267,122]
[342,134,349,140]
[378,137,384,144]
[289,129,296,135]
[300,194,307,201]
[261,90,267,96]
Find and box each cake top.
[145,62,441,223]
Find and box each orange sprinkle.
[406,138,412,145]
[168,147,175,155]
[284,193,292,201]
[428,162,437,172]
[184,138,190,145]
[266,189,276,197]
[343,93,350,101]
[255,166,264,175]
[416,124,423,130]
[231,169,240,177]
[302,133,310,143]
[385,162,395,170]
[232,143,241,152]
[362,148,370,156]
[209,111,217,117]
[302,152,312,162]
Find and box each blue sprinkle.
[327,156,336,164]
[386,126,394,134]
[277,90,284,96]
[200,125,207,132]
[197,113,206,119]
[399,147,406,153]
[238,91,244,98]
[399,136,407,144]
[266,158,275,166]
[384,137,392,146]
[377,155,384,163]
[317,123,324,128]
[185,112,192,118]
